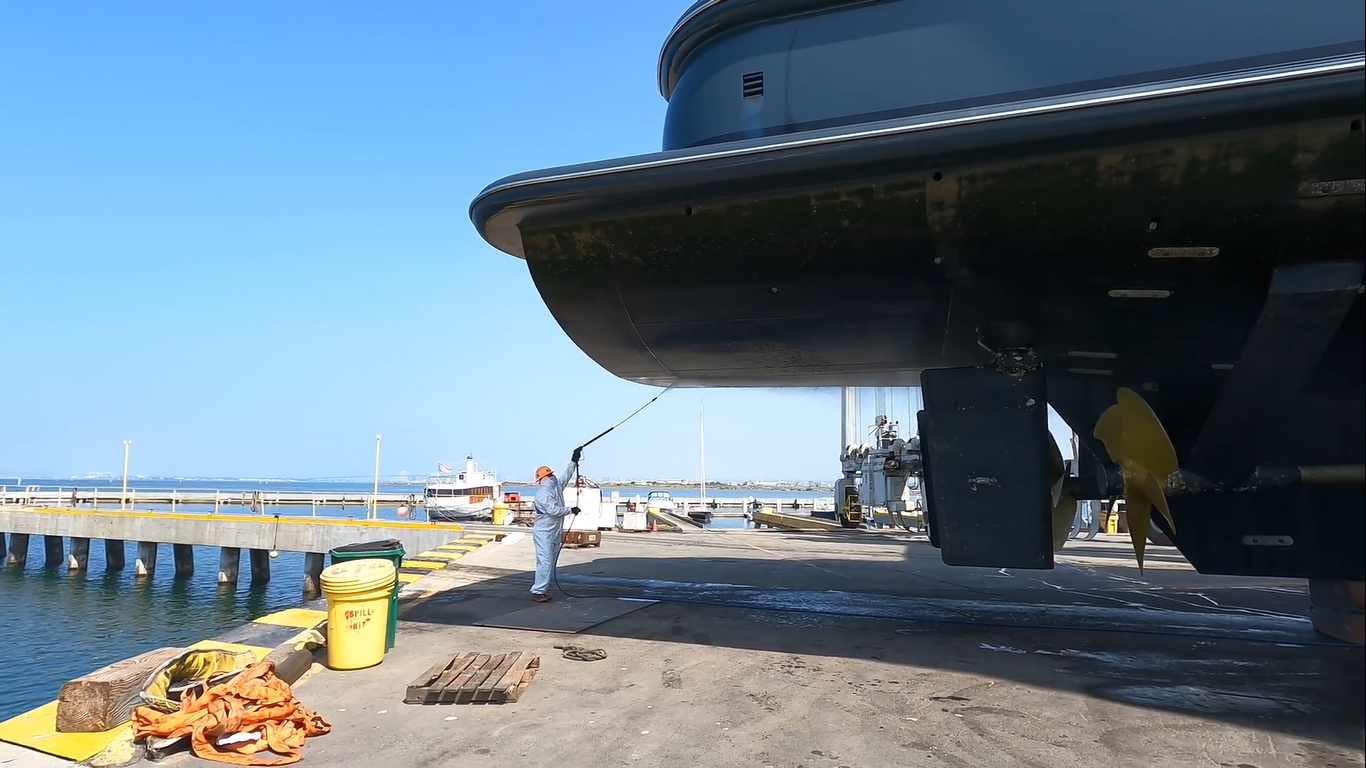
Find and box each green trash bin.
[328,538,405,652]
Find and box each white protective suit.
[531,462,579,596]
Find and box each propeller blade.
[1093,387,1179,572]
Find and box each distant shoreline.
[500,482,834,493]
[4,476,834,494]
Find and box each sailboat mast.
[699,399,707,505]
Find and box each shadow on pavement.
[395,537,1363,754]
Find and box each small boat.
[645,490,676,514]
[424,456,501,522]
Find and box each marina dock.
[750,508,842,530]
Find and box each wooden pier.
[0,505,474,598]
[0,486,424,514]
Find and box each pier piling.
[249,549,270,585]
[135,541,158,578]
[7,533,29,568]
[173,544,194,579]
[3,507,461,580]
[105,539,125,571]
[44,535,64,568]
[303,552,325,599]
[69,537,91,571]
[218,547,240,585]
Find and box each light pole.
[372,435,382,519]
[699,400,706,507]
[120,440,131,510]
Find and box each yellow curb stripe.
[252,608,328,629]
[413,551,465,561]
[399,560,446,570]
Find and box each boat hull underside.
[513,110,1364,582]
[520,113,1364,393]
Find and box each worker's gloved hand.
[570,506,581,515]
[571,447,582,463]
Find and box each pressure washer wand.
[573,383,675,454]
[553,383,675,599]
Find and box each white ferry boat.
[424,456,500,522]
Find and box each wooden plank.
[56,647,184,733]
[471,653,520,702]
[490,654,538,696]
[437,654,490,703]
[454,654,505,704]
[503,658,541,703]
[418,653,480,705]
[404,653,466,704]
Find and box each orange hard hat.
[534,466,554,482]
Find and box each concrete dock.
[129,528,1361,768]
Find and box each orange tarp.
[131,661,330,766]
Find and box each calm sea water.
[1,478,824,720]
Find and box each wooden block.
[56,646,184,733]
[561,530,602,548]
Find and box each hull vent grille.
[741,71,764,99]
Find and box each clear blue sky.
[0,1,1074,482]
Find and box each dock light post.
[372,435,382,520]
[120,440,131,510]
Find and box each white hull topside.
[425,455,499,520]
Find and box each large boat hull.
[474,61,1364,395]
[470,2,1364,592]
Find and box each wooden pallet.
[404,651,540,705]
[561,530,602,548]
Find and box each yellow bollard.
[320,559,396,670]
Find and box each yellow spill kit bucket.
[492,502,510,526]
[320,558,396,670]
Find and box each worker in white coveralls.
[530,448,581,602]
